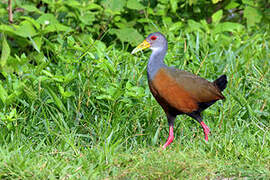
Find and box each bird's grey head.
[146,32,168,52]
[131,32,168,54]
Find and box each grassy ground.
[0,28,269,179]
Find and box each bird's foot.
[162,126,174,149]
[162,135,174,149]
[200,121,210,142]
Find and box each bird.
[131,32,227,149]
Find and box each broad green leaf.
[96,94,113,100]
[169,22,183,31]
[193,6,201,13]
[127,0,144,10]
[8,109,17,121]
[94,40,107,58]
[125,81,132,89]
[212,0,222,4]
[21,4,41,13]
[67,36,75,46]
[111,28,144,45]
[242,0,255,6]
[79,13,95,25]
[0,25,16,34]
[170,0,178,13]
[15,21,37,37]
[187,20,203,32]
[212,10,223,24]
[87,3,103,10]
[188,0,195,6]
[163,17,173,26]
[59,86,74,98]
[44,24,71,33]
[244,6,262,27]
[102,0,126,12]
[63,91,75,98]
[63,0,81,9]
[137,18,149,23]
[147,7,154,15]
[33,36,43,52]
[29,36,40,53]
[1,35,10,68]
[213,22,244,34]
[200,19,210,33]
[21,16,40,30]
[125,81,145,98]
[0,83,8,103]
[36,14,59,25]
[225,0,240,10]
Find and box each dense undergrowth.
[0,0,270,179]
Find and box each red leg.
[200,121,210,142]
[162,125,174,149]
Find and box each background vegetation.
[0,0,269,179]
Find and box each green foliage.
[244,6,262,27]
[0,0,269,178]
[1,35,10,68]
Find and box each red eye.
[151,36,157,40]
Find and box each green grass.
[0,28,269,179]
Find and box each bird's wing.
[165,67,225,102]
[150,68,224,113]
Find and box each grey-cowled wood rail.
[132,32,227,149]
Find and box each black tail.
[213,75,227,91]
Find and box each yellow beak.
[131,40,151,54]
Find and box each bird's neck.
[147,48,168,80]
